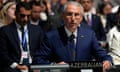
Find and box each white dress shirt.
[84,12,92,22]
[64,26,78,45]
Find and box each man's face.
[81,0,93,12]
[16,7,31,26]
[31,5,41,21]
[63,4,83,32]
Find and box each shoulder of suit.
[81,22,91,29]
[46,28,57,35]
[0,22,14,30]
[46,27,62,38]
[80,24,94,33]
[29,24,42,30]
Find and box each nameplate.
[68,61,102,72]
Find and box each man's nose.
[24,16,29,21]
[71,14,75,20]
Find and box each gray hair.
[63,1,84,15]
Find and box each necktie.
[86,14,91,26]
[20,26,27,51]
[20,26,29,65]
[69,33,76,60]
[70,34,75,49]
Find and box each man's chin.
[70,25,77,28]
[71,27,77,31]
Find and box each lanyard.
[22,29,28,48]
[18,28,28,49]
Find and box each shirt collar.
[84,12,92,21]
[84,10,92,15]
[30,19,39,25]
[15,21,27,30]
[64,26,77,38]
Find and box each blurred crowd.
[0,0,120,47]
[0,0,120,31]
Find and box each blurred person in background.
[39,0,68,31]
[30,1,42,26]
[0,1,16,27]
[97,2,113,34]
[107,7,120,65]
[57,0,68,14]
[50,0,59,13]
[97,2,116,52]
[80,0,106,48]
[0,0,16,8]
[30,0,50,32]
[111,0,120,13]
[47,0,68,30]
[94,0,111,10]
[0,0,3,10]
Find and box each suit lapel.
[58,26,73,60]
[13,24,20,45]
[76,26,86,54]
[82,17,87,24]
[91,14,95,27]
[9,22,20,54]
[27,24,33,52]
[58,26,68,45]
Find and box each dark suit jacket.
[33,23,112,64]
[0,21,44,72]
[82,14,106,41]
[30,19,51,33]
[106,13,116,31]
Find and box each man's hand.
[16,64,28,70]
[103,60,111,72]
[57,61,66,64]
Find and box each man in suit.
[34,1,112,72]
[30,1,50,33]
[0,2,44,72]
[80,0,106,47]
[45,0,68,30]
